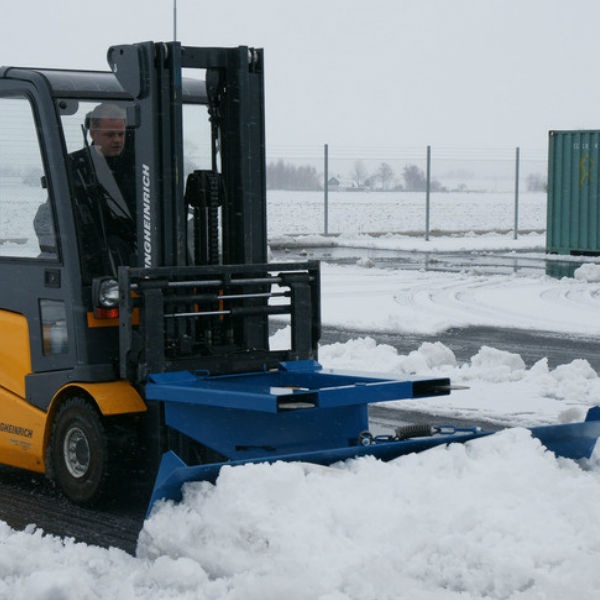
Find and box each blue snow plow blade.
[147,430,489,511]
[144,361,600,515]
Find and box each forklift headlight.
[98,278,120,307]
[92,277,120,319]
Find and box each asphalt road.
[0,466,147,555]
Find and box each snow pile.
[336,230,545,253]
[0,524,138,599]
[319,337,600,427]
[0,345,599,598]
[135,432,600,599]
[271,231,546,254]
[574,263,600,282]
[4,428,599,599]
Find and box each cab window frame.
[0,91,60,262]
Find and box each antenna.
[173,0,177,41]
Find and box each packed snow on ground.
[316,257,600,336]
[3,195,600,599]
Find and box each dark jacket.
[35,145,136,278]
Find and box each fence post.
[425,145,431,241]
[324,143,329,235]
[514,146,520,239]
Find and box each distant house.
[328,176,364,191]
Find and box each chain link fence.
[266,146,548,237]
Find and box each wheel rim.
[63,426,90,478]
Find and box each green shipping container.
[547,130,600,255]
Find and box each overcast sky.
[1,1,599,156]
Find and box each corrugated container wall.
[547,130,600,255]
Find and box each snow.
[317,256,600,336]
[267,190,547,236]
[4,191,600,599]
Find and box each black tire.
[47,397,113,506]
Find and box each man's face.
[90,118,126,157]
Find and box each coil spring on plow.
[359,424,483,446]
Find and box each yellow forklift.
[0,42,598,512]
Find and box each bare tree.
[377,162,394,190]
[403,164,427,191]
[403,164,446,192]
[526,173,547,192]
[267,160,322,190]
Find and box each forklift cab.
[0,68,210,404]
[0,43,319,412]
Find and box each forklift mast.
[105,42,320,382]
[107,42,268,269]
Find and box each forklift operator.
[72,103,136,230]
[34,103,136,274]
[88,105,126,157]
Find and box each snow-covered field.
[268,190,546,236]
[4,191,600,599]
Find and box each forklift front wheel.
[47,397,111,506]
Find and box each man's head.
[88,103,126,157]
